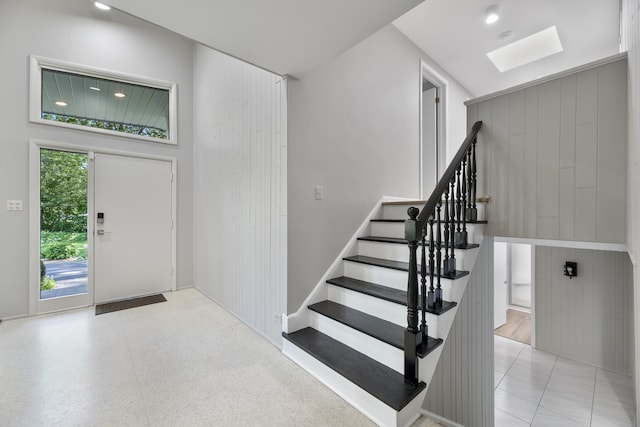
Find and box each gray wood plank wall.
[193,45,287,347]
[424,239,494,426]
[467,59,627,243]
[535,246,633,374]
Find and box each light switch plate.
[6,200,23,211]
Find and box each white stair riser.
[371,222,405,238]
[328,283,410,327]
[344,260,460,301]
[344,261,407,291]
[382,204,425,220]
[309,311,404,374]
[357,240,468,267]
[327,284,459,340]
[370,223,484,247]
[282,340,425,427]
[382,203,486,221]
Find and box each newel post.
[404,207,420,385]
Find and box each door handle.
[97,230,105,235]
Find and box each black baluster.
[427,215,435,310]
[435,202,442,307]
[466,147,473,220]
[454,166,462,247]
[449,176,457,273]
[404,207,420,385]
[420,226,427,351]
[443,185,451,276]
[470,137,478,221]
[459,153,468,246]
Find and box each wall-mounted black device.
[97,212,104,224]
[564,261,577,279]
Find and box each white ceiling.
[394,0,621,98]
[105,0,423,77]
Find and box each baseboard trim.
[419,409,464,427]
[194,286,283,350]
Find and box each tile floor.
[0,289,378,427]
[495,335,636,426]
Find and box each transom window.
[30,56,177,145]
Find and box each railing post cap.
[407,207,419,219]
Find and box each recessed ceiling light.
[114,92,126,98]
[89,86,101,91]
[94,2,111,10]
[485,5,499,24]
[486,26,563,72]
[55,101,67,107]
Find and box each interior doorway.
[419,60,446,199]
[30,141,176,315]
[422,82,438,195]
[494,241,533,345]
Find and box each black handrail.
[403,120,482,385]
[416,121,482,229]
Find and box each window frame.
[29,56,178,145]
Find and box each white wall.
[425,239,494,426]
[467,58,627,243]
[621,0,640,416]
[287,25,471,312]
[192,45,287,347]
[0,0,194,319]
[535,247,633,375]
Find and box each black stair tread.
[282,327,426,411]
[308,300,442,357]
[343,255,469,280]
[326,276,457,316]
[381,197,491,206]
[370,218,488,224]
[358,235,480,250]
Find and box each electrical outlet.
[274,314,282,324]
[6,200,23,211]
[314,186,325,200]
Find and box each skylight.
[487,26,563,72]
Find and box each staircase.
[282,122,484,427]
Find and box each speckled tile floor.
[495,335,636,426]
[0,288,381,427]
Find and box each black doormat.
[95,294,166,315]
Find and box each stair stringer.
[283,196,414,334]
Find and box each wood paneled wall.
[467,58,627,243]
[193,45,287,347]
[424,239,494,426]
[535,246,633,374]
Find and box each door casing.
[419,60,447,200]
[29,139,177,315]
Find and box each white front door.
[94,153,173,303]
